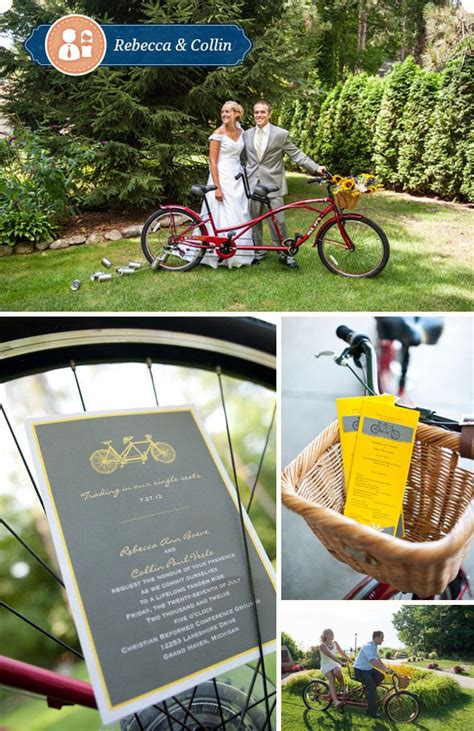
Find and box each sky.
[281,601,404,652]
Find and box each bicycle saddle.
[191,184,217,198]
[122,435,134,443]
[375,316,444,347]
[252,183,279,197]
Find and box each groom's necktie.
[255,128,265,161]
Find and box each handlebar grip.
[336,325,356,343]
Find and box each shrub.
[428,663,439,670]
[409,673,463,709]
[397,69,441,193]
[312,82,343,172]
[373,56,419,187]
[331,73,371,175]
[0,127,98,246]
[424,38,474,202]
[428,652,438,659]
[384,650,393,659]
[285,670,322,695]
[304,645,321,670]
[453,665,466,674]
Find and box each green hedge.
[298,40,473,202]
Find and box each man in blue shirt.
[354,631,395,718]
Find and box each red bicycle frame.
[159,195,362,257]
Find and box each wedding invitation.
[27,407,276,724]
[336,394,395,486]
[343,401,419,535]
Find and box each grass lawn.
[281,686,474,730]
[409,659,474,678]
[0,175,472,312]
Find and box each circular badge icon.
[45,14,106,76]
[0,1,13,14]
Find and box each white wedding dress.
[199,132,254,268]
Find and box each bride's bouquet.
[332,173,383,209]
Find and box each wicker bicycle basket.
[282,421,474,596]
[397,675,410,690]
[335,191,361,210]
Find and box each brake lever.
[315,348,353,367]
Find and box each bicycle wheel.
[0,316,276,730]
[384,691,420,723]
[141,208,208,271]
[90,448,120,474]
[150,441,176,464]
[302,680,332,711]
[317,214,390,278]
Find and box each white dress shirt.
[255,123,270,160]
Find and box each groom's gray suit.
[242,123,320,246]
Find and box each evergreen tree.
[312,81,343,172]
[0,0,321,208]
[300,77,328,159]
[372,56,419,187]
[332,72,375,174]
[397,69,441,193]
[353,74,384,172]
[424,39,474,201]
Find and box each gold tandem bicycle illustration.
[90,434,176,474]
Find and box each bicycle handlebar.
[335,325,463,434]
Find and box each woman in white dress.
[200,100,254,268]
[319,629,350,707]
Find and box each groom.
[242,100,326,269]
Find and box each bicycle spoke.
[146,357,160,406]
[213,677,227,728]
[214,690,277,729]
[169,694,208,730]
[133,712,146,731]
[247,404,276,514]
[1,602,83,659]
[0,403,45,512]
[69,360,86,412]
[237,660,261,730]
[216,367,272,731]
[0,518,64,588]
[150,703,195,731]
[180,684,198,728]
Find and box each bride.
[199,100,254,268]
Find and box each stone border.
[0,225,143,257]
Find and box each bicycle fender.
[312,213,365,247]
[159,203,198,217]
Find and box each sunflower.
[341,178,355,191]
[332,174,342,184]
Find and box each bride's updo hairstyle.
[223,100,244,121]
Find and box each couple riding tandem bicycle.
[303,630,419,723]
[141,169,390,279]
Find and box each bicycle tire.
[316,214,390,278]
[0,315,276,730]
[0,316,275,390]
[150,441,176,464]
[384,690,420,723]
[302,680,332,711]
[89,449,120,474]
[141,208,208,272]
